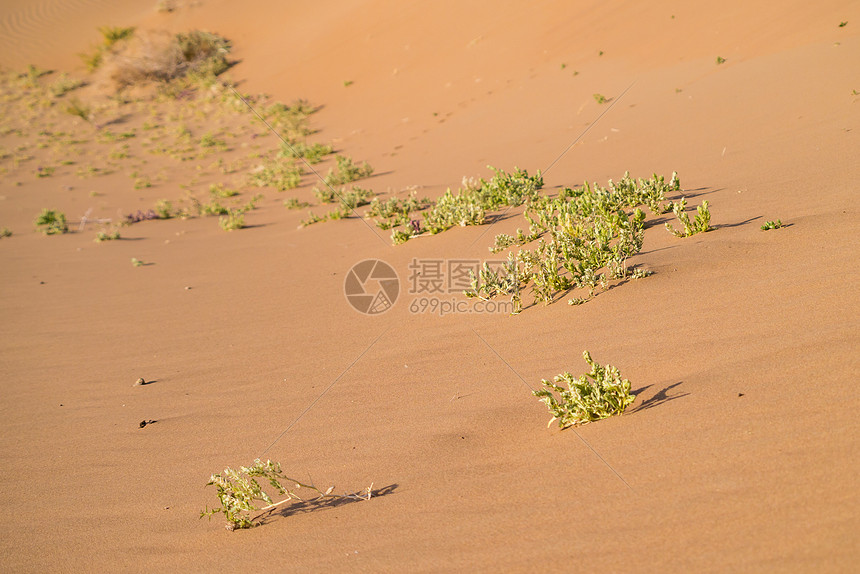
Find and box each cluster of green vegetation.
[82,26,232,90]
[283,197,310,210]
[462,172,704,312]
[249,159,303,190]
[279,141,332,164]
[365,191,431,230]
[534,351,636,428]
[80,25,136,71]
[256,100,316,144]
[665,197,712,237]
[34,209,68,235]
[385,167,543,245]
[760,219,783,231]
[299,186,375,226]
[95,227,121,242]
[201,459,372,530]
[323,154,374,186]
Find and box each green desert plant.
[155,199,174,219]
[665,197,711,237]
[716,56,726,65]
[463,172,678,308]
[34,209,68,235]
[0,227,12,238]
[201,458,372,531]
[49,74,85,97]
[283,197,310,210]
[131,257,144,267]
[257,100,315,143]
[80,26,136,71]
[250,160,302,191]
[300,211,326,227]
[391,228,414,244]
[339,186,374,210]
[465,257,522,313]
[95,228,121,242]
[593,93,607,104]
[324,155,373,186]
[22,64,50,88]
[279,141,333,164]
[199,199,229,216]
[760,219,783,231]
[199,132,225,149]
[365,191,430,230]
[209,183,239,198]
[105,29,231,88]
[312,186,337,203]
[533,351,636,428]
[218,209,244,231]
[100,25,136,47]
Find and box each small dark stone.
[738,393,745,397]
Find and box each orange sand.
[0,0,858,571]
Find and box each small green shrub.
[219,210,244,231]
[279,141,333,164]
[716,56,726,65]
[257,100,315,143]
[760,219,783,231]
[95,228,121,242]
[35,209,68,235]
[49,74,85,97]
[199,133,225,149]
[391,228,414,244]
[300,211,326,227]
[324,155,373,186]
[209,183,239,198]
[201,459,372,530]
[593,93,607,104]
[340,186,374,209]
[283,198,309,210]
[80,26,136,71]
[100,26,136,47]
[365,192,430,230]
[199,199,229,216]
[0,227,12,238]
[665,197,711,237]
[104,29,231,88]
[533,351,636,428]
[250,160,302,191]
[22,64,50,88]
[312,186,337,203]
[155,199,174,219]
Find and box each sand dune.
[0,0,858,572]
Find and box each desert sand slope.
[0,0,858,572]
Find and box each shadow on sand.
[257,483,399,526]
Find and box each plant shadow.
[629,382,688,413]
[258,483,398,526]
[712,216,761,230]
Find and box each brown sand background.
[1,0,858,571]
